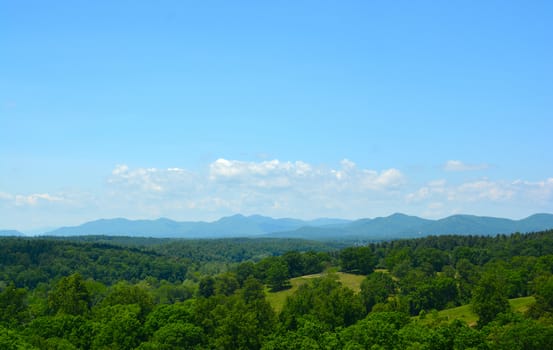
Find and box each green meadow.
[266,271,366,312]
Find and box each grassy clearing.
[419,296,536,326]
[431,304,478,325]
[266,270,537,321]
[265,271,366,312]
[508,296,535,313]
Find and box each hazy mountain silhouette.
[39,213,553,240]
[43,214,351,238]
[0,230,24,236]
[267,213,553,240]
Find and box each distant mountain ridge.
[43,214,351,238]
[268,213,553,240]
[0,230,24,237]
[35,213,553,240]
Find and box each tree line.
[1,230,553,349]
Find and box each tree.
[151,322,205,349]
[414,248,449,273]
[0,325,37,350]
[24,314,92,349]
[340,246,376,275]
[92,304,143,350]
[302,251,328,275]
[282,251,305,278]
[214,273,240,296]
[528,274,553,318]
[213,299,271,350]
[266,258,290,292]
[0,283,28,326]
[48,273,90,316]
[240,277,276,335]
[241,277,268,304]
[385,247,412,277]
[407,276,458,315]
[471,272,510,327]
[100,281,154,320]
[360,272,395,312]
[198,277,215,298]
[455,258,479,303]
[487,318,553,350]
[339,312,409,350]
[280,276,364,330]
[143,302,194,337]
[236,261,256,287]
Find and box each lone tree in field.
[267,258,290,292]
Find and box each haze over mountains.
[42,215,349,238]
[267,213,553,240]
[0,230,24,237]
[8,213,550,240]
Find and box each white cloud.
[208,158,304,188]
[455,180,514,201]
[14,193,65,206]
[444,160,489,172]
[329,160,405,190]
[103,159,407,220]
[403,176,553,220]
[112,164,129,175]
[205,158,404,191]
[512,178,553,202]
[374,168,405,188]
[341,159,356,171]
[406,187,431,203]
[108,164,198,193]
[0,192,14,201]
[405,179,447,203]
[406,176,553,206]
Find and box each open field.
[420,296,536,326]
[509,296,535,313]
[267,270,537,322]
[266,271,366,312]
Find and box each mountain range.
[0,230,24,237]
[27,213,553,240]
[267,213,553,240]
[43,215,350,238]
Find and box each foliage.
[48,274,90,316]
[339,246,377,275]
[527,274,553,318]
[265,272,366,312]
[0,229,553,349]
[266,258,291,292]
[280,276,365,330]
[0,239,187,288]
[0,283,28,327]
[471,272,510,327]
[360,271,396,312]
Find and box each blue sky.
[1,1,552,232]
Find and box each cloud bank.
[2,158,552,230]
[101,159,407,219]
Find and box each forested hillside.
[1,230,553,349]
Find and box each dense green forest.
[1,230,553,349]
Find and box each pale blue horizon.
[2,1,552,231]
